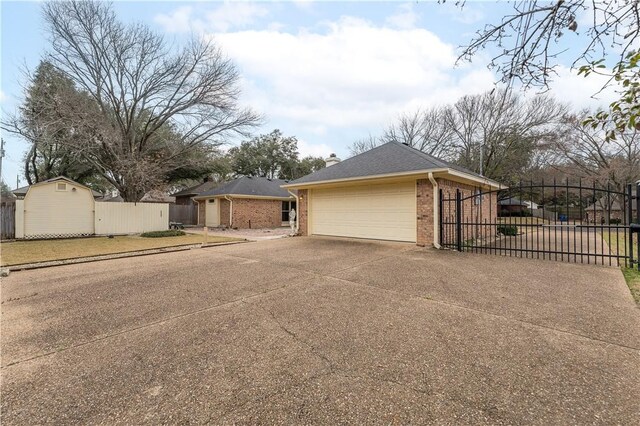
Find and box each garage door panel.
[310,182,416,242]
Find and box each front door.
[205,198,220,227]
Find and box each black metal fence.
[439,181,640,269]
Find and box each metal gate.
[439,181,640,269]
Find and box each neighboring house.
[172,178,220,205]
[584,189,638,223]
[498,197,530,215]
[98,190,175,203]
[282,142,502,246]
[193,176,296,229]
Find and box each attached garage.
[309,181,417,242]
[283,142,502,246]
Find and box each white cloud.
[298,139,333,158]
[385,3,419,30]
[213,17,496,133]
[154,6,195,33]
[547,65,618,111]
[0,90,6,103]
[154,2,268,34]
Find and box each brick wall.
[219,198,231,227]
[438,178,498,247]
[297,189,308,236]
[416,179,433,246]
[229,198,283,229]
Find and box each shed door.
[309,181,417,242]
[205,199,220,227]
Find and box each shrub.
[498,209,532,217]
[140,230,186,238]
[609,218,622,225]
[497,225,518,236]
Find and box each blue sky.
[0,1,617,189]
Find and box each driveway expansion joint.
[2,277,315,369]
[323,273,640,353]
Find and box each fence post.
[628,184,634,268]
[636,183,640,271]
[456,189,462,252]
[438,189,443,248]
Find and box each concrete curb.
[4,240,250,272]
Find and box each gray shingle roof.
[197,176,294,198]
[172,180,220,197]
[286,142,487,185]
[498,197,528,206]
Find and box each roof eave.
[282,168,503,190]
[193,193,293,201]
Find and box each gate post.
[636,183,640,270]
[456,189,462,252]
[628,184,634,268]
[438,189,444,248]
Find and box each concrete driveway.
[2,237,639,424]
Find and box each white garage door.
[310,181,417,242]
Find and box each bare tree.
[381,108,456,159]
[351,89,567,183]
[458,0,639,89]
[349,134,381,156]
[457,1,640,137]
[549,112,640,191]
[447,89,568,183]
[349,107,456,158]
[7,1,259,201]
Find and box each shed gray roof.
[285,142,493,186]
[196,176,293,199]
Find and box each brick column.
[416,179,434,246]
[297,189,308,236]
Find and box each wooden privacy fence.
[169,204,198,225]
[94,202,169,235]
[1,202,15,239]
[14,201,169,239]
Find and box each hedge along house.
[193,176,296,229]
[282,142,502,246]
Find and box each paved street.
[2,237,639,424]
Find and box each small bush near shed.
[497,225,518,236]
[140,230,186,238]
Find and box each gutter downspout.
[224,195,233,228]
[287,190,299,233]
[428,172,441,249]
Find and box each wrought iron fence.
[439,181,640,269]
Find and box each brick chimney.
[325,153,341,167]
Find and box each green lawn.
[622,268,640,305]
[601,230,640,305]
[0,234,241,266]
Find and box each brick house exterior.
[285,142,501,247]
[194,177,295,229]
[294,178,497,247]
